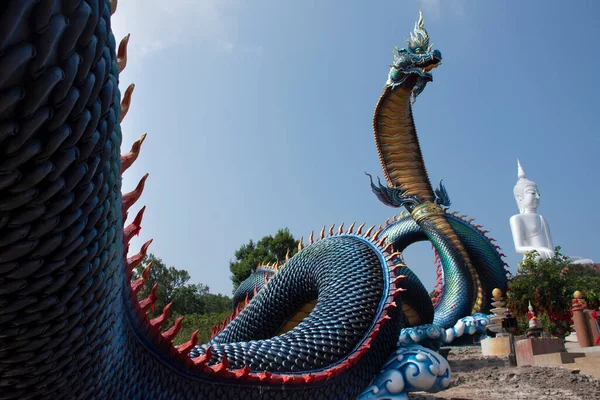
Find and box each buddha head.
[513,159,540,213]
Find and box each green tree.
[134,254,231,317]
[506,247,600,335]
[173,312,232,346]
[229,228,299,289]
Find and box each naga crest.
[386,11,443,101]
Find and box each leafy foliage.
[506,247,600,335]
[229,228,299,289]
[173,312,231,346]
[133,253,232,320]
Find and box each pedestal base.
[515,337,566,366]
[481,336,511,356]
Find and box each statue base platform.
[515,337,565,366]
[481,336,511,356]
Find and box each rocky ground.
[409,346,600,400]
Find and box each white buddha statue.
[509,159,593,266]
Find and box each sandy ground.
[409,346,600,400]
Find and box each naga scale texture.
[0,3,508,399]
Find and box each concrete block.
[533,352,585,366]
[515,338,566,366]
[481,336,511,356]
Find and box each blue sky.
[111,0,600,296]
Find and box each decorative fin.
[123,206,146,244]
[309,231,314,244]
[175,330,199,356]
[131,262,153,295]
[121,133,147,173]
[150,302,173,328]
[297,237,303,251]
[117,34,130,73]
[139,282,158,313]
[337,222,344,235]
[122,173,149,217]
[356,222,366,235]
[347,221,355,234]
[120,83,135,122]
[126,239,153,278]
[365,172,422,208]
[162,317,184,342]
[319,226,325,240]
[434,179,451,207]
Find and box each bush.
[506,247,600,336]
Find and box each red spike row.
[117,34,130,73]
[131,262,153,295]
[126,239,153,280]
[346,344,370,367]
[498,253,506,258]
[175,330,199,356]
[378,315,392,327]
[325,363,350,380]
[119,83,135,122]
[123,206,146,243]
[121,133,147,174]
[150,302,173,328]
[233,366,252,379]
[309,372,329,384]
[382,241,395,255]
[160,316,184,346]
[122,173,149,218]
[209,355,230,375]
[139,282,158,313]
[281,374,310,384]
[192,346,212,367]
[388,263,405,274]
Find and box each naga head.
[386,11,442,102]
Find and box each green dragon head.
[386,11,442,102]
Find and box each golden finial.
[492,288,503,301]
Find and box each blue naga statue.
[0,2,507,399]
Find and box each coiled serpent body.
[0,3,507,399]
